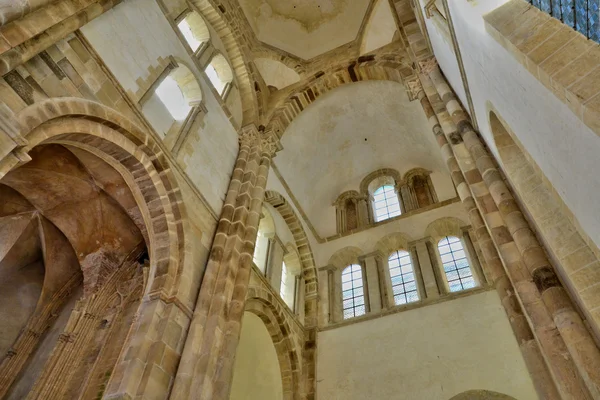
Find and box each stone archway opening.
[230,311,285,400]
[0,143,148,399]
[0,98,188,399]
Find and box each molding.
[320,285,492,331]
[441,0,479,130]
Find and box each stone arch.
[189,0,259,124]
[375,232,413,257]
[449,390,518,400]
[360,168,403,195]
[2,98,186,296]
[328,246,364,270]
[264,190,318,326]
[425,217,466,244]
[205,52,234,95]
[170,60,204,106]
[244,288,303,400]
[264,56,414,135]
[0,98,191,398]
[254,58,301,90]
[177,10,211,52]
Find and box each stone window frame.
[174,9,211,58]
[340,264,367,319]
[387,249,420,306]
[204,52,235,100]
[433,234,482,294]
[326,247,370,323]
[137,56,206,145]
[281,244,303,314]
[437,235,477,292]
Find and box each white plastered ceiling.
[239,0,371,59]
[276,81,456,238]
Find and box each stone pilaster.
[171,125,278,400]
[413,238,440,299]
[359,252,384,313]
[357,196,370,227]
[415,75,560,400]
[428,65,600,399]
[266,235,285,292]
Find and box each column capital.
[358,250,385,262]
[239,124,260,146]
[406,78,424,101]
[418,57,438,75]
[260,131,281,157]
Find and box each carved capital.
[406,78,423,101]
[418,57,438,75]
[239,124,260,146]
[260,132,280,157]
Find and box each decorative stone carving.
[406,78,424,101]
[418,57,438,75]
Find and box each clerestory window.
[341,264,366,319]
[388,250,419,305]
[438,236,476,292]
[373,185,401,222]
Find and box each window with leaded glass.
[341,264,366,319]
[388,250,419,305]
[372,185,401,222]
[437,236,476,292]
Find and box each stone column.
[171,125,279,400]
[265,235,285,291]
[357,196,370,227]
[413,239,440,299]
[398,184,418,213]
[427,65,600,399]
[461,227,486,286]
[413,76,560,400]
[328,267,343,323]
[360,252,383,313]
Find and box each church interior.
[1,0,600,399]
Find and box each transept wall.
[1,0,600,399]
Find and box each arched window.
[253,207,274,274]
[141,62,202,138]
[388,250,419,305]
[437,236,476,292]
[155,76,191,120]
[280,261,295,309]
[341,264,366,319]
[205,54,233,96]
[177,11,210,53]
[373,185,401,222]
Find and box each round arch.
[425,217,467,244]
[189,0,259,124]
[2,98,186,296]
[264,56,414,136]
[264,190,319,326]
[0,98,192,397]
[244,289,303,400]
[449,390,518,400]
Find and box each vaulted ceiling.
[239,0,372,60]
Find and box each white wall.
[81,0,239,215]
[317,290,538,400]
[439,0,600,250]
[230,312,283,400]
